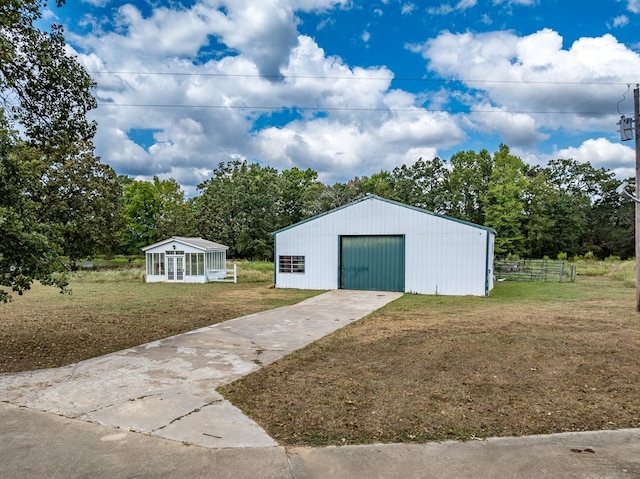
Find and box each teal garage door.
[340,235,405,292]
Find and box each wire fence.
[494,258,576,283]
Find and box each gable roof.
[273,194,496,235]
[142,236,228,252]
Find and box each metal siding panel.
[404,226,488,296]
[275,227,338,290]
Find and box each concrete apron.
[0,290,402,449]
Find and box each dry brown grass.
[0,265,319,373]
[220,265,640,446]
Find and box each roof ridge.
[272,194,495,235]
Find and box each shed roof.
[142,236,229,252]
[273,194,496,235]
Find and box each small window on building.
[147,252,165,275]
[185,253,205,276]
[279,255,305,274]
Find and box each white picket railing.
[206,263,237,283]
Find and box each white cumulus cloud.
[548,138,636,179]
[411,28,640,142]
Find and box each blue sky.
[46,0,640,194]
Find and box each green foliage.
[154,177,196,239]
[38,145,122,266]
[178,146,636,262]
[391,157,448,212]
[0,126,68,301]
[196,160,280,259]
[540,159,627,258]
[483,145,528,255]
[278,167,323,225]
[0,0,96,152]
[445,149,492,224]
[355,171,397,199]
[0,1,119,299]
[316,181,362,210]
[522,168,557,258]
[120,176,195,254]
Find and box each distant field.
[0,261,320,373]
[220,260,640,446]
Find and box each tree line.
[115,146,634,262]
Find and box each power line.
[95,102,616,115]
[91,70,629,114]
[87,70,632,86]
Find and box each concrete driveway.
[0,289,402,449]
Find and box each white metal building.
[273,195,495,296]
[142,237,232,283]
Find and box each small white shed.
[273,195,495,296]
[142,237,232,283]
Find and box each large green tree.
[120,176,194,255]
[483,145,528,256]
[196,160,280,259]
[120,180,160,254]
[37,145,121,268]
[154,177,196,240]
[0,125,67,301]
[444,149,493,224]
[316,180,362,211]
[277,167,324,227]
[521,166,558,258]
[542,159,612,257]
[392,157,449,212]
[1,0,116,299]
[599,176,635,259]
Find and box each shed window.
[279,255,305,274]
[185,253,205,276]
[147,253,165,275]
[206,251,225,270]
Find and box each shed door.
[167,255,184,281]
[340,235,405,292]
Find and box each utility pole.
[616,85,640,311]
[635,85,640,312]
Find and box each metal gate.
[339,235,405,292]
